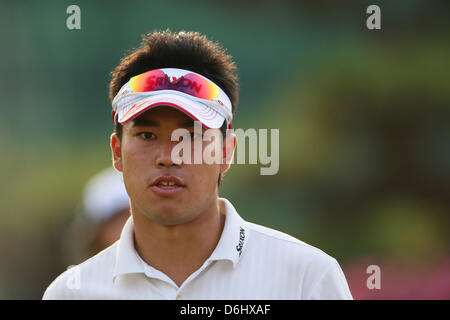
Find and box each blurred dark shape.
[64,167,130,265]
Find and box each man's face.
[111,106,234,226]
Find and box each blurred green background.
[1,0,449,299]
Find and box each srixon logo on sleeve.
[236,227,245,257]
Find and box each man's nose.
[156,140,180,168]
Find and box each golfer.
[43,30,353,299]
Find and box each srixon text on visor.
[149,75,203,92]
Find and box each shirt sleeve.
[42,269,77,300]
[306,258,353,300]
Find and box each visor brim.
[116,93,225,129]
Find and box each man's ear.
[220,131,236,175]
[111,133,123,172]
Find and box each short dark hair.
[109,29,239,186]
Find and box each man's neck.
[132,198,226,287]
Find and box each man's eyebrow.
[132,119,159,127]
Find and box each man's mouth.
[155,181,182,189]
[151,176,185,196]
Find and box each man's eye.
[139,132,155,140]
[186,131,202,140]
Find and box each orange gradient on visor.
[129,69,220,101]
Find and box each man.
[43,30,353,299]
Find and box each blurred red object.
[343,256,450,299]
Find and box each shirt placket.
[171,260,215,300]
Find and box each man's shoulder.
[243,222,352,299]
[42,242,118,299]
[245,222,336,265]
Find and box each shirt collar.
[112,197,249,281]
[112,217,145,282]
[207,197,249,267]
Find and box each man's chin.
[142,207,192,226]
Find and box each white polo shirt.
[43,198,353,300]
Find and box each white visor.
[112,68,233,129]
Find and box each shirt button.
[176,294,183,300]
